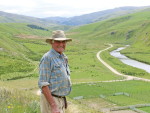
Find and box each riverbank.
[120,46,150,65]
[98,44,150,80]
[110,46,150,73]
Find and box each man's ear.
[50,40,53,45]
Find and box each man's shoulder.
[42,50,55,58]
[40,50,55,61]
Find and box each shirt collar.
[51,47,67,59]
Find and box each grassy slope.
[0,23,53,79]
[68,9,150,44]
[121,21,150,64]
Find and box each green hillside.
[68,9,150,54]
[0,23,53,79]
[68,10,149,43]
[48,25,77,32]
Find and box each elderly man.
[38,30,72,113]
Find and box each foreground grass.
[0,77,102,113]
[0,87,40,113]
[0,86,100,113]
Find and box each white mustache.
[57,46,64,48]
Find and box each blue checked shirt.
[38,48,72,96]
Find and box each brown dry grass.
[14,32,79,40]
[78,98,118,111]
[66,103,81,113]
[14,34,49,39]
[65,32,80,35]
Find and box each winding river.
[110,46,150,73]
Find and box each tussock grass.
[0,87,40,113]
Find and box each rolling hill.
[67,8,150,48]
[44,6,150,26]
[0,11,61,27]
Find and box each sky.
[0,0,150,18]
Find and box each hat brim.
[46,38,72,44]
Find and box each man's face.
[50,40,67,55]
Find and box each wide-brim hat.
[46,30,72,44]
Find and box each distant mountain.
[0,11,61,27]
[0,6,150,28]
[43,6,150,26]
[44,16,73,23]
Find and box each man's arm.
[42,86,60,113]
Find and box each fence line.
[70,79,150,112]
[102,104,150,113]
[73,97,149,113]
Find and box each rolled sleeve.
[38,55,51,89]
[38,82,50,89]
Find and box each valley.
[0,6,150,113]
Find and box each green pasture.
[138,107,150,113]
[69,80,150,99]
[65,41,124,83]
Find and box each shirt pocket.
[53,65,61,77]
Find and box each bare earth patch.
[14,32,79,40]
[65,32,80,35]
[78,98,118,111]
[14,34,49,39]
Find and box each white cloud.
[0,0,150,18]
[0,0,36,7]
[5,9,19,13]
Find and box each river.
[110,46,150,73]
